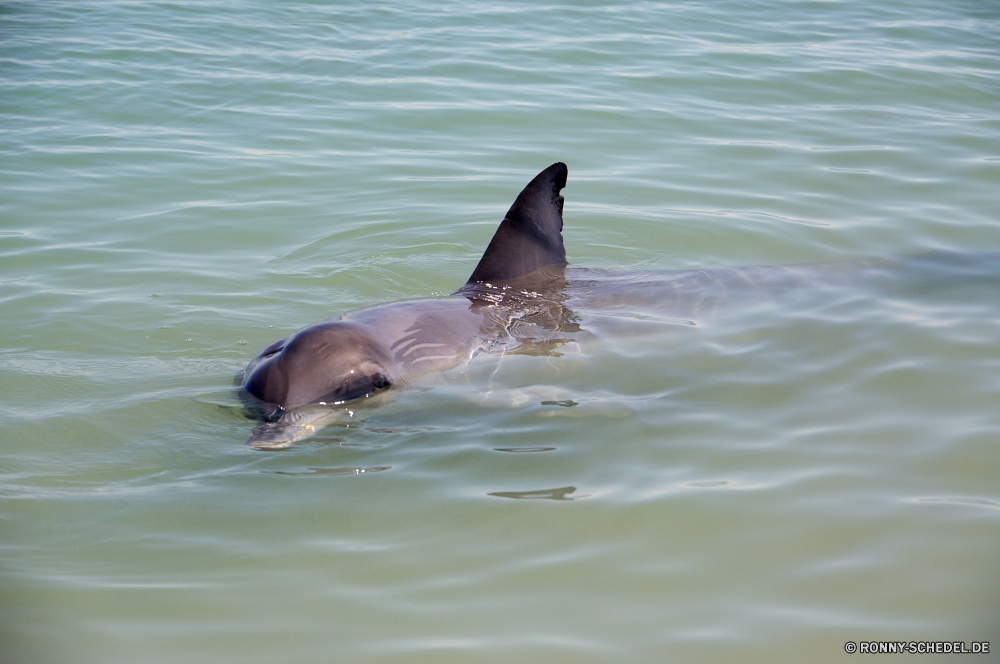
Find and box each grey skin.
[241,163,574,448]
[240,162,997,448]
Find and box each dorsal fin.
[466,162,568,285]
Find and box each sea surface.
[2,1,999,662]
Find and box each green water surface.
[2,1,999,662]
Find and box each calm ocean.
[2,1,999,662]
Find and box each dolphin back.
[467,162,568,285]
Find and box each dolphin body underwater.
[239,162,997,449]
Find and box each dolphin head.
[241,321,395,416]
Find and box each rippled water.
[2,1,999,662]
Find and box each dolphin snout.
[246,408,336,450]
[247,421,309,450]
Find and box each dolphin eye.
[332,371,392,403]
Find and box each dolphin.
[239,162,997,449]
[241,163,577,448]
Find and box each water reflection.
[493,446,557,453]
[488,486,579,500]
[268,466,392,477]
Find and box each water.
[2,1,999,661]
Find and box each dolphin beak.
[246,422,311,450]
[245,408,337,450]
